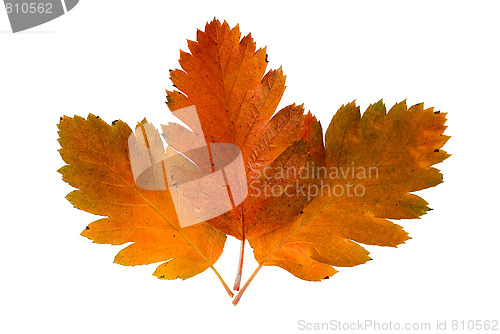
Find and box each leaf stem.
[233,237,245,291]
[214,267,234,298]
[233,207,245,291]
[232,262,263,305]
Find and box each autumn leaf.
[233,100,449,304]
[164,19,321,289]
[57,116,233,296]
[165,20,312,240]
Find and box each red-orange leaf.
[165,19,312,240]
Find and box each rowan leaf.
[233,100,449,304]
[162,19,325,291]
[165,19,311,240]
[57,115,232,295]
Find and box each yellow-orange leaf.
[234,100,449,303]
[57,115,231,294]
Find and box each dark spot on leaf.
[112,120,119,125]
[434,110,441,114]
[300,210,304,214]
[85,226,90,230]
[173,84,177,88]
[324,276,329,279]
[434,149,440,152]
[265,54,269,63]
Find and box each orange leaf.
[165,19,310,240]
[233,100,449,304]
[57,115,233,296]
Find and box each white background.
[1,1,499,333]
